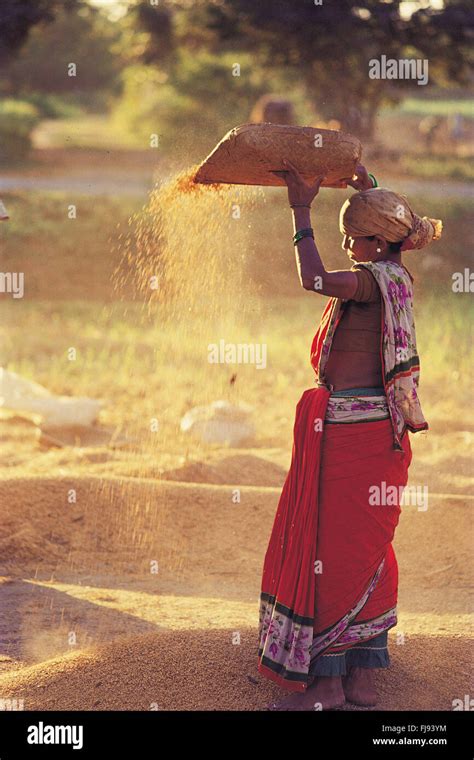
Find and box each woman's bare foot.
[342,665,378,706]
[267,676,346,711]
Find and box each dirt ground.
[0,429,472,711]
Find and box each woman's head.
[339,188,442,262]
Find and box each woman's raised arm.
[275,159,362,300]
[290,204,358,299]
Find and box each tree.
[113,0,176,68]
[406,1,473,86]
[167,0,474,139]
[1,3,121,97]
[0,0,77,64]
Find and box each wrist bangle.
[293,227,314,244]
[290,204,311,209]
[368,172,378,188]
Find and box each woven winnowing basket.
[193,123,362,188]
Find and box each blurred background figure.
[449,113,464,141]
[344,105,363,136]
[250,95,295,125]
[448,112,465,152]
[418,115,444,151]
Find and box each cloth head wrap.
[339,188,442,251]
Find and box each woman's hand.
[272,159,325,208]
[344,163,374,192]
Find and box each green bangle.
[293,227,314,244]
[368,172,378,188]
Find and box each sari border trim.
[257,556,390,689]
[309,556,386,659]
[259,592,314,627]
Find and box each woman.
[257,161,442,710]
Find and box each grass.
[33,114,146,151]
[396,97,474,119]
[0,191,143,300]
[0,293,471,450]
[400,155,474,182]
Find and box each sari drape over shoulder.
[257,261,422,692]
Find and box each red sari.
[257,297,413,692]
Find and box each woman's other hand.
[272,159,325,208]
[344,164,374,192]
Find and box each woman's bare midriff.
[324,349,384,391]
[323,299,384,391]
